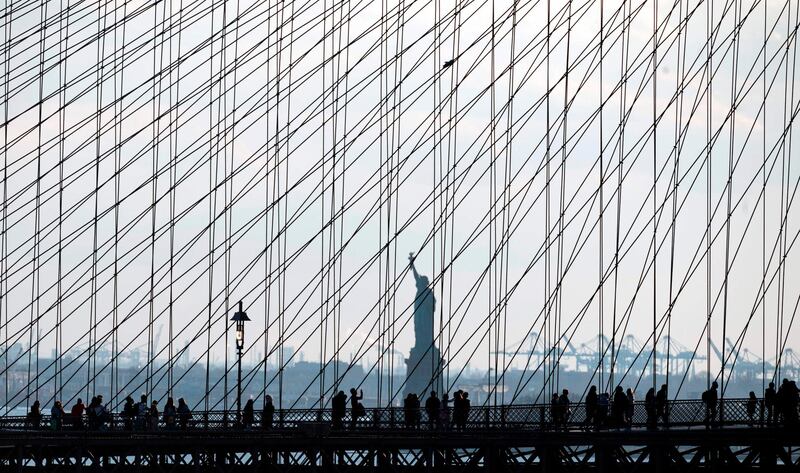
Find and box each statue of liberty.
[409,252,435,349]
[404,252,443,397]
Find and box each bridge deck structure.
[1,399,799,471]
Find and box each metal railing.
[0,398,791,433]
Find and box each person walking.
[747,391,757,426]
[703,381,718,428]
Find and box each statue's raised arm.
[408,252,422,284]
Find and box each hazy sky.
[1,0,798,392]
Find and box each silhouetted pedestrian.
[164,397,177,430]
[703,381,718,428]
[558,389,571,429]
[550,393,561,429]
[177,398,192,430]
[462,392,471,428]
[625,388,635,428]
[136,394,148,430]
[612,387,627,429]
[585,386,597,428]
[148,401,159,430]
[656,384,668,425]
[262,395,275,429]
[242,399,254,429]
[786,380,799,426]
[645,388,657,430]
[452,391,464,430]
[597,392,609,428]
[349,388,364,429]
[70,398,85,430]
[440,392,451,430]
[50,401,64,431]
[411,393,421,428]
[332,391,347,429]
[92,395,109,430]
[765,382,776,424]
[27,400,41,429]
[86,397,98,429]
[122,396,136,430]
[425,391,440,430]
[747,391,757,426]
[403,393,415,428]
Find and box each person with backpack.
[27,400,42,429]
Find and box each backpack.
[701,390,709,403]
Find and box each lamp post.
[231,300,250,424]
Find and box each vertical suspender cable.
[30,0,47,407]
[598,0,604,390]
[206,0,218,413]
[2,0,10,415]
[651,0,658,392]
[762,0,767,391]
[544,0,551,399]
[706,0,713,389]
[723,0,742,401]
[57,0,68,403]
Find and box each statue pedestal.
[404,345,444,397]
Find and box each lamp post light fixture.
[231,300,250,424]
